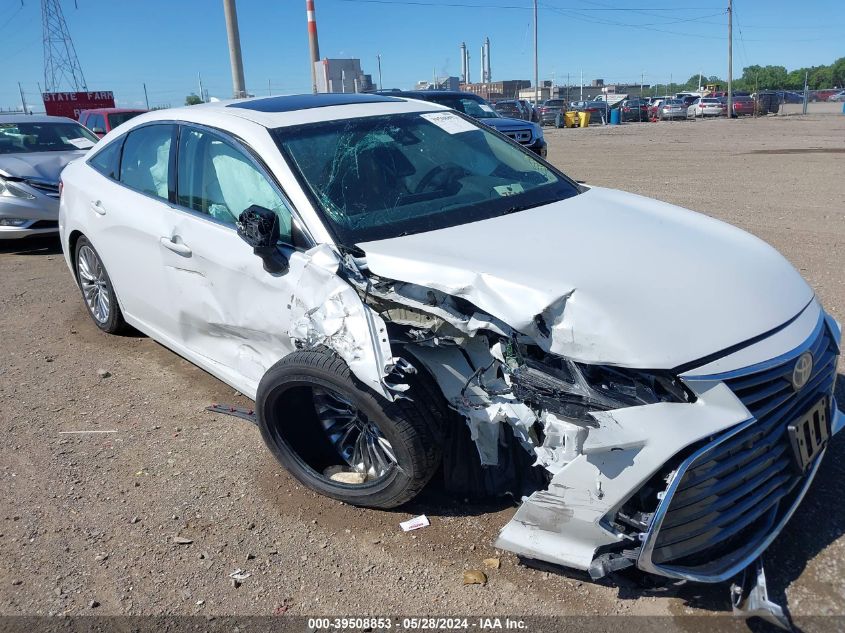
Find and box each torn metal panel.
[731,559,790,630]
[495,381,750,572]
[287,243,407,399]
[406,343,537,466]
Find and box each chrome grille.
[647,319,838,575]
[503,129,532,144]
[24,179,60,198]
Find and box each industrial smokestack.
[480,44,485,84]
[484,36,491,83]
[459,42,467,83]
[465,47,471,84]
[306,0,321,94]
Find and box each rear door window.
[119,124,175,200]
[88,138,123,180]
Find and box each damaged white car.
[60,94,842,587]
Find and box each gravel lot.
[1,114,844,623]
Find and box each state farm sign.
[42,91,116,120]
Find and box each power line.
[330,0,721,9]
[732,1,750,70]
[539,2,726,39]
[0,4,24,33]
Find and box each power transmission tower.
[42,0,87,93]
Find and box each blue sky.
[1,0,843,110]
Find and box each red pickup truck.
[79,108,147,138]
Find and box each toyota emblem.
[791,352,813,391]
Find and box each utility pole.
[268,79,272,96]
[143,82,150,109]
[533,0,539,108]
[222,0,246,98]
[306,0,320,94]
[18,82,28,114]
[802,70,809,115]
[198,73,206,103]
[377,54,383,91]
[727,0,733,118]
[580,69,583,100]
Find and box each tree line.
[649,57,845,96]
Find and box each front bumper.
[539,112,560,125]
[0,191,60,239]
[527,138,547,158]
[496,305,842,583]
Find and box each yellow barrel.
[578,111,589,128]
[564,111,577,128]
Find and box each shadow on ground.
[0,235,62,255]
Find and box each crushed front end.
[288,243,842,584]
[497,308,842,582]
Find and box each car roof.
[0,114,79,124]
[81,108,147,114]
[120,93,448,130]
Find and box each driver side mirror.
[237,205,289,274]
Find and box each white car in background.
[687,97,728,118]
[58,94,842,593]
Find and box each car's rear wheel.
[256,349,443,509]
[74,236,125,334]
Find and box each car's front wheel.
[74,236,125,334]
[256,349,444,509]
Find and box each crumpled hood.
[357,186,814,369]
[0,151,85,183]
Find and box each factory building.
[460,80,531,101]
[315,58,374,93]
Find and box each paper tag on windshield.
[494,183,524,197]
[67,137,95,149]
[420,112,477,134]
[480,104,495,113]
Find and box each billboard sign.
[42,91,115,120]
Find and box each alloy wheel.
[77,244,111,323]
[313,388,398,481]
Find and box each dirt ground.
[1,114,844,624]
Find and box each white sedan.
[59,94,842,588]
[687,97,728,118]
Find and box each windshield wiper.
[501,203,534,216]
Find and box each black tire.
[74,236,126,334]
[256,348,443,508]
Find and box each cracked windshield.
[275,112,579,243]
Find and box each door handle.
[89,200,106,215]
[159,236,192,256]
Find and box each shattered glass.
[274,113,577,244]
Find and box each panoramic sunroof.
[227,93,404,112]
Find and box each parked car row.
[529,86,841,126]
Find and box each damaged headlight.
[505,344,693,423]
[0,176,36,200]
